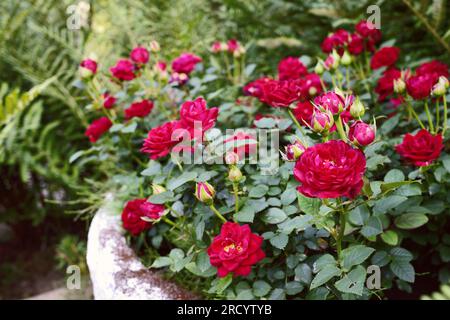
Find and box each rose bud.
[314,60,325,75]
[228,166,243,183]
[310,110,334,133]
[225,151,240,165]
[349,121,376,146]
[195,182,215,205]
[285,140,306,161]
[79,59,97,78]
[324,54,338,70]
[102,92,116,109]
[149,40,160,52]
[432,76,449,96]
[393,78,406,94]
[349,97,365,118]
[130,46,149,65]
[341,51,352,66]
[152,184,166,195]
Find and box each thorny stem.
[210,204,227,223]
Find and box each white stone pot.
[86,204,197,300]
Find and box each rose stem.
[406,100,425,129]
[233,183,240,214]
[424,101,434,133]
[209,204,227,223]
[443,95,448,135]
[287,108,308,146]
[336,198,347,260]
[335,115,347,142]
[435,100,440,132]
[162,216,180,230]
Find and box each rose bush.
[74,19,449,300]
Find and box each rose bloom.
[156,61,167,71]
[121,199,165,236]
[179,97,218,137]
[277,57,308,80]
[260,79,300,107]
[395,129,443,166]
[406,73,436,100]
[297,73,323,99]
[313,91,353,114]
[84,117,112,143]
[223,132,257,158]
[110,59,136,81]
[416,60,449,81]
[102,92,116,109]
[130,46,149,65]
[80,59,97,74]
[370,47,400,70]
[124,100,154,119]
[294,140,366,199]
[348,121,375,146]
[243,77,271,99]
[348,33,364,55]
[355,20,382,43]
[207,222,265,277]
[292,100,315,125]
[171,53,202,74]
[375,68,402,101]
[321,29,350,54]
[141,121,181,159]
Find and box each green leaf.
[360,216,383,238]
[148,191,175,204]
[234,205,255,223]
[167,171,198,190]
[278,215,313,234]
[394,213,428,229]
[380,113,400,135]
[310,265,341,290]
[390,247,413,262]
[285,281,304,295]
[280,187,297,205]
[371,251,391,267]
[263,207,287,224]
[348,205,369,226]
[69,150,85,163]
[196,251,211,273]
[121,121,137,133]
[268,288,286,300]
[441,154,450,173]
[249,185,269,198]
[298,194,320,215]
[340,245,375,271]
[295,263,312,285]
[390,260,415,283]
[213,274,233,294]
[313,254,336,272]
[335,266,366,296]
[253,280,271,297]
[373,195,407,214]
[270,233,289,249]
[141,161,162,176]
[384,169,405,182]
[151,257,172,268]
[381,230,399,246]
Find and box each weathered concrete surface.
[87,204,197,300]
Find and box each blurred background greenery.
[0,0,449,298]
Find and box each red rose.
[84,117,112,143]
[156,61,167,71]
[110,59,136,81]
[294,140,366,199]
[292,100,315,125]
[313,91,353,114]
[223,132,257,158]
[207,222,265,277]
[375,68,402,101]
[130,46,149,65]
[406,73,435,100]
[121,199,165,236]
[321,29,350,54]
[348,121,376,146]
[243,77,271,98]
[80,59,97,74]
[227,39,240,53]
[124,100,154,119]
[260,79,300,107]
[171,53,202,74]
[102,92,116,109]
[395,129,443,166]
[355,20,381,44]
[141,121,181,159]
[179,97,218,137]
[416,60,449,81]
[370,47,400,70]
[348,33,364,55]
[297,73,323,99]
[277,57,308,80]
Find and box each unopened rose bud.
[348,121,375,146]
[285,140,306,161]
[349,97,365,118]
[314,60,325,75]
[310,110,334,133]
[233,46,246,58]
[432,76,449,96]
[228,166,243,183]
[152,184,166,195]
[195,182,215,204]
[150,40,160,52]
[79,59,97,78]
[225,151,240,165]
[393,78,406,94]
[341,51,352,66]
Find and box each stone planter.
[86,203,197,300]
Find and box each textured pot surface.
[87,204,197,300]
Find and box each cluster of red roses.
[80,45,203,143]
[211,39,245,57]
